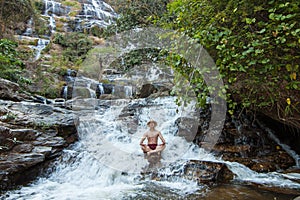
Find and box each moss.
[61,0,81,8]
[68,11,78,17]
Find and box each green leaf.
[286,64,292,71]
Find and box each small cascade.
[49,16,56,33]
[98,83,105,95]
[23,18,33,36]
[72,0,117,31]
[124,85,133,98]
[43,0,62,33]
[64,69,76,82]
[81,0,117,23]
[87,82,97,98]
[226,161,300,188]
[257,121,300,168]
[62,86,68,100]
[31,38,50,61]
[44,0,62,15]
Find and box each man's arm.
[158,132,166,144]
[140,133,147,145]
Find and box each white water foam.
[3,97,204,199]
[3,96,300,199]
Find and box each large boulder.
[147,160,234,184]
[0,100,78,191]
[0,78,30,101]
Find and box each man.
[140,119,166,155]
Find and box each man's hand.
[140,143,145,146]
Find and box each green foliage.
[111,48,162,71]
[0,39,31,84]
[33,0,44,14]
[103,0,170,37]
[53,32,93,63]
[159,0,300,116]
[0,0,35,38]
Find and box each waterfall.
[80,0,117,28]
[3,96,206,199]
[87,82,96,98]
[23,18,33,36]
[98,83,105,95]
[31,38,50,61]
[257,121,300,167]
[4,96,300,199]
[43,0,61,33]
[62,86,68,100]
[124,85,132,98]
[82,0,116,20]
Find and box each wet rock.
[10,129,40,141]
[175,117,199,142]
[0,126,15,152]
[150,160,234,184]
[12,144,34,153]
[139,83,157,98]
[183,160,234,184]
[196,109,296,172]
[71,87,93,98]
[0,99,78,191]
[0,78,30,101]
[138,83,172,99]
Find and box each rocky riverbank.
[0,78,78,192]
[1,75,299,195]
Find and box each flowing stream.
[2,96,300,200]
[6,0,300,199]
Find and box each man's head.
[147,119,157,127]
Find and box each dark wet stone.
[139,83,157,98]
[0,99,78,192]
[10,129,40,141]
[175,117,199,142]
[148,160,234,184]
[12,144,34,153]
[0,78,30,101]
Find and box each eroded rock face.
[0,78,31,101]
[0,100,78,191]
[195,110,296,173]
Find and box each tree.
[104,0,170,36]
[159,0,300,126]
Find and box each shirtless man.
[140,119,166,155]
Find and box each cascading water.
[124,86,132,98]
[6,1,300,198]
[97,83,105,96]
[62,86,68,100]
[79,0,117,29]
[3,95,300,199]
[257,121,300,168]
[32,39,50,61]
[43,0,60,33]
[3,96,204,199]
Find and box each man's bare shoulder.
[149,130,160,137]
[144,131,151,136]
